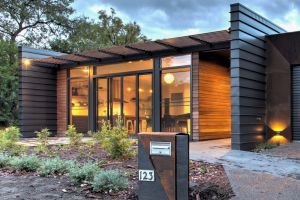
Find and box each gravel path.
[225,167,300,200]
[0,175,90,200]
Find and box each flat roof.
[31,30,230,67]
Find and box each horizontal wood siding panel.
[199,55,231,140]
[230,3,285,150]
[192,52,200,140]
[19,47,61,137]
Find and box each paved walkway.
[190,139,300,200]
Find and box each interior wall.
[198,53,231,140]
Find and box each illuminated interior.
[96,59,153,134]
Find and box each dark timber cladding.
[19,47,61,137]
[230,3,285,150]
[266,31,300,142]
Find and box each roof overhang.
[31,30,230,68]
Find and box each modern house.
[18,3,300,150]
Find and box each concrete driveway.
[190,139,300,200]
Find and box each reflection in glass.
[70,66,90,77]
[161,68,190,133]
[139,74,152,132]
[70,78,89,133]
[111,77,121,125]
[96,59,152,75]
[97,79,108,128]
[161,54,191,68]
[123,76,136,134]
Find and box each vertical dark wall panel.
[19,47,62,137]
[292,66,300,140]
[266,31,300,142]
[230,3,285,150]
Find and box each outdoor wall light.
[164,73,175,84]
[22,59,31,69]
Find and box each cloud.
[72,0,300,39]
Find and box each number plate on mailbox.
[150,141,171,156]
[139,170,155,182]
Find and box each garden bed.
[0,145,234,200]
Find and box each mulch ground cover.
[0,145,234,200]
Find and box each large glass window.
[97,78,108,127]
[70,78,89,133]
[139,74,153,132]
[161,55,191,134]
[96,59,152,75]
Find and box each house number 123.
[139,170,155,181]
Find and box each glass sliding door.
[139,74,153,132]
[96,73,152,134]
[123,76,136,134]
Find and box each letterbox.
[138,132,189,200]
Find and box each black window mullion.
[136,74,139,134]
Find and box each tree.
[50,8,147,53]
[0,0,75,47]
[0,40,18,126]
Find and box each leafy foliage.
[65,125,83,147]
[34,128,51,153]
[38,158,70,176]
[68,162,100,185]
[0,0,75,46]
[50,8,147,53]
[0,153,10,167]
[253,142,279,153]
[9,155,41,172]
[0,41,18,126]
[94,117,133,159]
[92,170,128,192]
[0,126,24,155]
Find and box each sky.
[72,0,300,40]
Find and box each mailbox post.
[138,132,189,200]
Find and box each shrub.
[0,126,24,155]
[95,117,132,159]
[0,153,10,168]
[68,162,100,184]
[253,142,279,153]
[34,128,51,153]
[38,158,69,176]
[65,125,83,146]
[9,155,41,172]
[92,170,128,192]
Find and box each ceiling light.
[164,73,175,84]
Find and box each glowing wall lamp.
[268,120,288,144]
[22,59,31,69]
